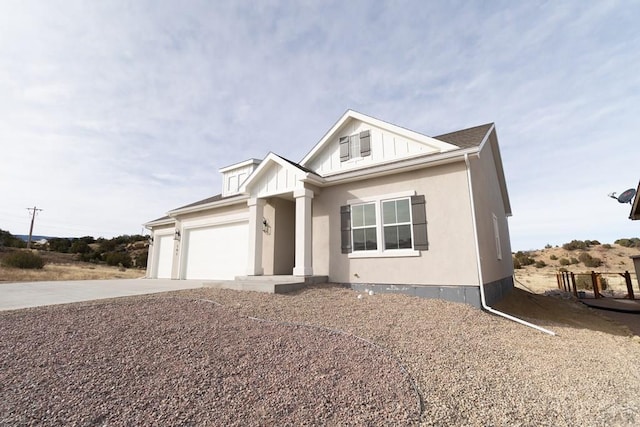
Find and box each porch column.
[247,198,265,276]
[293,188,314,276]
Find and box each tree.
[48,238,71,253]
[70,240,91,254]
[0,229,26,248]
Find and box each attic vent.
[340,130,371,162]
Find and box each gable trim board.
[145,111,515,308]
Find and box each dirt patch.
[494,287,633,336]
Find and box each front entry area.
[262,197,296,275]
[181,221,249,280]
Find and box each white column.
[293,188,313,276]
[247,198,265,276]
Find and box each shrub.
[513,251,535,267]
[79,250,102,263]
[563,240,588,251]
[549,254,558,260]
[534,260,547,268]
[578,252,602,268]
[1,251,45,269]
[585,257,602,268]
[558,267,568,272]
[134,250,148,268]
[0,229,26,248]
[48,238,72,253]
[98,239,117,253]
[615,238,640,248]
[575,274,608,290]
[104,252,132,268]
[559,258,570,266]
[570,257,579,265]
[602,243,612,249]
[70,240,91,254]
[544,244,552,249]
[513,258,522,269]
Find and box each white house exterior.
[145,110,514,307]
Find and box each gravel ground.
[2,285,640,426]
[0,298,419,426]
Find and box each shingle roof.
[433,123,494,149]
[173,194,225,210]
[274,153,316,174]
[147,215,173,224]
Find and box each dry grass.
[0,263,143,283]
[0,249,144,283]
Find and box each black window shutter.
[340,205,352,253]
[339,136,350,161]
[359,130,371,156]
[411,195,428,250]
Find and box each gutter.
[464,153,555,336]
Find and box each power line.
[26,206,43,249]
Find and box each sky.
[0,0,638,251]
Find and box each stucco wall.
[311,162,479,286]
[468,132,514,285]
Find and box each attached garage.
[181,221,249,280]
[154,234,174,279]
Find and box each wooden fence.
[556,271,635,299]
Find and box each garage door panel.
[155,235,173,279]
[183,222,248,280]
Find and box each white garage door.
[155,235,174,279]
[182,222,248,280]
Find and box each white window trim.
[347,191,420,258]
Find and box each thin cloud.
[0,1,638,249]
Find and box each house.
[144,110,514,307]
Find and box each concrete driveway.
[0,279,204,311]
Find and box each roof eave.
[143,217,175,229]
[167,194,249,217]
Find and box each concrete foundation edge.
[348,276,514,308]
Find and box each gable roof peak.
[433,123,495,149]
[300,110,460,166]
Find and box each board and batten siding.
[252,162,305,198]
[306,119,449,175]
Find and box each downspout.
[464,153,555,336]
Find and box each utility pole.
[26,206,43,249]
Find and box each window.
[351,203,377,251]
[340,130,371,162]
[341,194,428,257]
[382,199,412,249]
[492,213,502,260]
[349,135,360,159]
